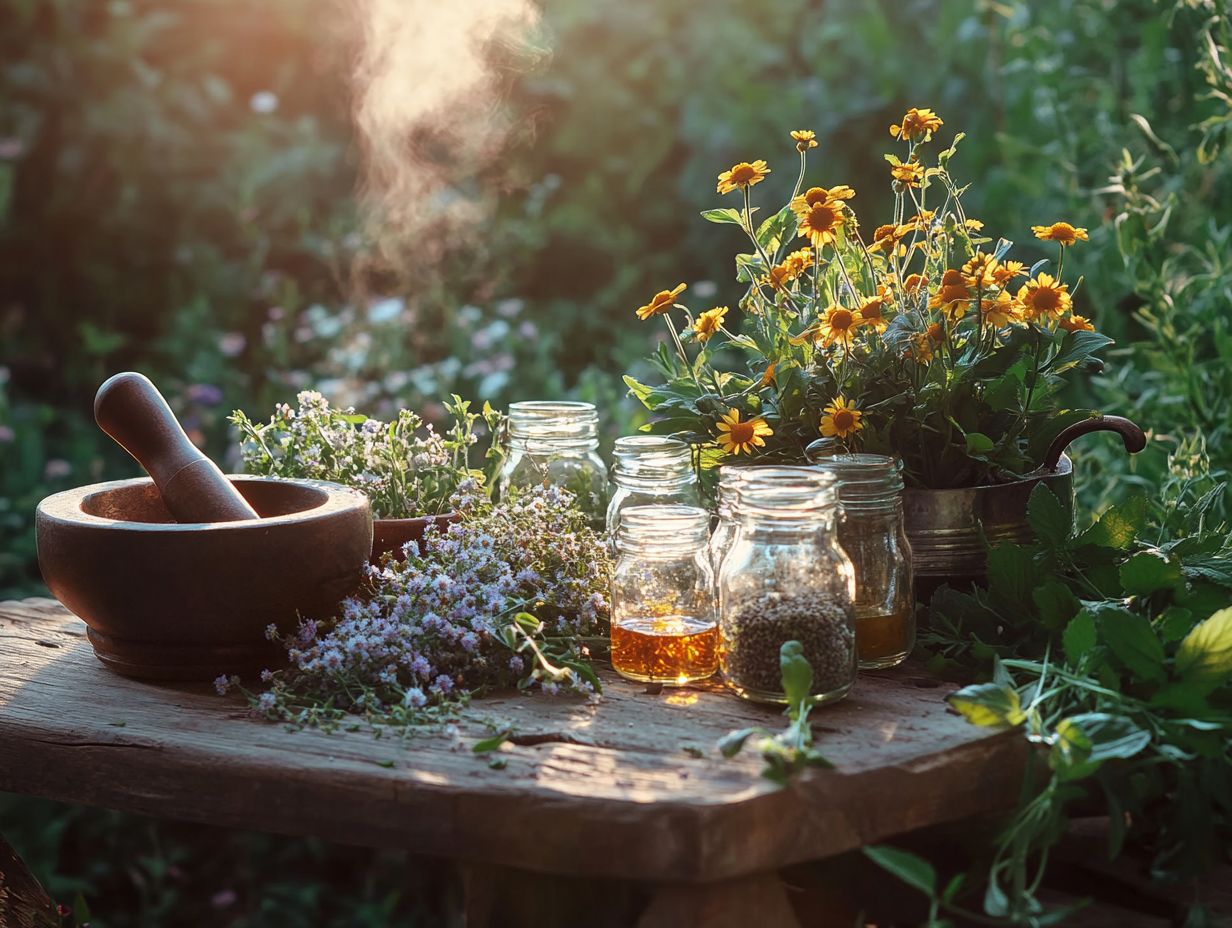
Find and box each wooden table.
[0,599,1026,926]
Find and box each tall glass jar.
[606,436,699,539]
[719,474,857,705]
[610,505,717,685]
[497,401,608,527]
[809,454,914,669]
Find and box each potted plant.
[230,393,501,560]
[624,111,1143,588]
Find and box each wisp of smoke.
[353,0,541,281]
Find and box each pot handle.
[1044,415,1147,472]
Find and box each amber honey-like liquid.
[611,615,719,684]
[857,607,915,669]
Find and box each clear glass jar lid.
[618,504,710,552]
[613,436,694,483]
[807,453,904,512]
[507,401,598,448]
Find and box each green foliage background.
[1,0,1229,923]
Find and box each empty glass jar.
[606,436,699,539]
[719,470,857,704]
[610,505,717,685]
[809,454,914,669]
[497,401,608,527]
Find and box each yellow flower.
[636,283,687,321]
[1032,222,1089,246]
[791,129,818,152]
[1017,273,1072,320]
[929,268,972,320]
[717,160,770,195]
[817,304,863,348]
[903,273,929,297]
[856,296,889,332]
[980,289,1021,328]
[889,107,944,141]
[1057,313,1095,333]
[820,396,864,439]
[792,198,846,248]
[759,363,776,388]
[764,263,795,291]
[715,408,773,456]
[890,160,925,188]
[867,223,910,255]
[783,247,814,276]
[992,260,1027,286]
[965,218,985,231]
[961,251,999,289]
[693,306,728,342]
[800,184,856,205]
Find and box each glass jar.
[610,505,717,685]
[809,454,914,669]
[709,466,821,573]
[606,436,699,539]
[497,401,608,527]
[719,473,856,704]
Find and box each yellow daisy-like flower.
[1057,313,1095,333]
[856,296,889,332]
[820,396,864,439]
[692,306,728,342]
[903,273,929,296]
[792,198,847,248]
[764,263,795,291]
[715,408,773,456]
[980,289,1021,328]
[791,129,818,152]
[889,107,944,141]
[800,184,856,206]
[965,218,985,231]
[783,247,814,277]
[635,283,687,321]
[717,160,770,195]
[1017,273,1072,319]
[759,363,776,388]
[867,223,910,256]
[929,268,972,320]
[817,305,863,348]
[1032,222,1089,246]
[992,260,1027,286]
[890,160,925,188]
[961,251,1000,289]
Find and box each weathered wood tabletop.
[1,598,1026,926]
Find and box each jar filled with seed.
[606,436,699,540]
[497,401,608,527]
[611,505,717,685]
[808,453,914,670]
[718,470,856,705]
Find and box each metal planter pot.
[901,416,1146,594]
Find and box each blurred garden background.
[2,0,1230,923]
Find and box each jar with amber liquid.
[809,453,914,669]
[610,505,717,684]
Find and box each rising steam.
[353,0,542,277]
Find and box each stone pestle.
[94,372,260,523]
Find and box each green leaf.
[1062,610,1098,664]
[1077,496,1148,550]
[947,683,1026,728]
[717,727,762,758]
[1097,607,1165,682]
[862,845,937,896]
[1033,580,1080,630]
[964,431,995,455]
[779,640,813,714]
[1050,713,1151,780]
[755,204,795,251]
[1175,607,1232,687]
[1119,551,1184,596]
[472,729,513,753]
[700,207,746,225]
[1028,484,1072,550]
[1048,330,1114,374]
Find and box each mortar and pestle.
[36,373,373,680]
